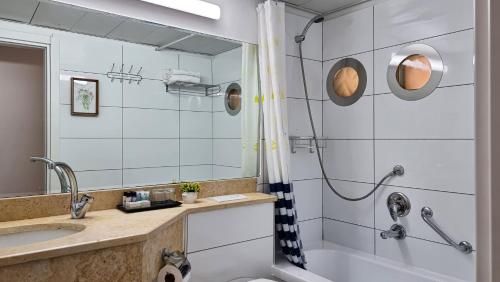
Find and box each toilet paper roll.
[157,264,183,282]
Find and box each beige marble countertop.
[0,193,276,267]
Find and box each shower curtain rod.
[264,0,323,16]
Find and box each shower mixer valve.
[380,224,407,240]
[387,192,411,222]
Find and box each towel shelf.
[290,136,327,154]
[165,81,221,96]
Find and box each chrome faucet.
[31,157,94,219]
[380,224,407,240]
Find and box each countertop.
[0,193,276,267]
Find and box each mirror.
[0,1,260,197]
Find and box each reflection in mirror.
[225,83,242,115]
[396,54,432,90]
[0,1,260,198]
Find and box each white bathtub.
[271,241,466,282]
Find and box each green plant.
[180,182,200,193]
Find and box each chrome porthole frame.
[326,58,367,106]
[387,44,444,101]
[224,82,242,116]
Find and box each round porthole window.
[387,44,443,101]
[326,58,367,106]
[225,82,241,116]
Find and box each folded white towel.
[163,69,201,85]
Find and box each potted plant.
[180,182,200,204]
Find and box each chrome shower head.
[295,15,324,43]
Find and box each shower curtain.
[241,43,259,177]
[257,0,306,268]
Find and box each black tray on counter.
[117,200,182,213]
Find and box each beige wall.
[0,44,45,197]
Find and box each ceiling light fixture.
[139,0,221,20]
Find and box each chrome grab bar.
[421,207,473,254]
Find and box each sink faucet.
[380,224,407,240]
[31,157,94,219]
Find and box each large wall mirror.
[0,1,260,198]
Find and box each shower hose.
[297,43,400,201]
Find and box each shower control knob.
[387,192,411,222]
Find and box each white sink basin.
[0,223,85,248]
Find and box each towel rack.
[290,136,327,153]
[165,81,221,96]
[421,206,473,254]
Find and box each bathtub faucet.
[380,224,406,240]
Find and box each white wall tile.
[323,7,373,60]
[122,44,178,80]
[298,218,323,250]
[375,186,476,247]
[287,56,322,100]
[323,95,373,139]
[180,111,212,138]
[213,139,241,167]
[375,140,475,194]
[180,139,212,165]
[180,165,212,182]
[59,105,122,138]
[374,85,474,139]
[123,108,179,138]
[60,71,122,107]
[123,139,179,168]
[374,30,474,94]
[76,170,122,191]
[179,54,212,84]
[323,51,373,99]
[213,165,243,180]
[323,218,374,254]
[287,98,322,137]
[60,139,122,171]
[59,32,121,74]
[323,180,374,227]
[290,149,322,181]
[293,179,322,221]
[285,12,322,60]
[187,203,274,252]
[213,112,241,138]
[123,167,179,187]
[123,79,178,110]
[188,237,273,282]
[375,236,475,281]
[180,95,212,112]
[374,0,474,48]
[323,140,374,183]
[212,47,242,84]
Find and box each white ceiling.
[0,0,240,56]
[283,0,368,14]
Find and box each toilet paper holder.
[162,249,187,268]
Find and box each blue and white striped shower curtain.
[257,0,306,268]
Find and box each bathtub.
[271,241,466,282]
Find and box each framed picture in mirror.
[71,77,99,116]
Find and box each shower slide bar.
[421,207,473,254]
[290,136,327,153]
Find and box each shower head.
[295,15,325,43]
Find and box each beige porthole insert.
[387,44,443,101]
[326,58,367,106]
[225,82,241,116]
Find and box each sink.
[0,223,85,248]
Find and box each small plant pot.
[182,192,198,204]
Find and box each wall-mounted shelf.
[290,136,327,154]
[165,82,221,96]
